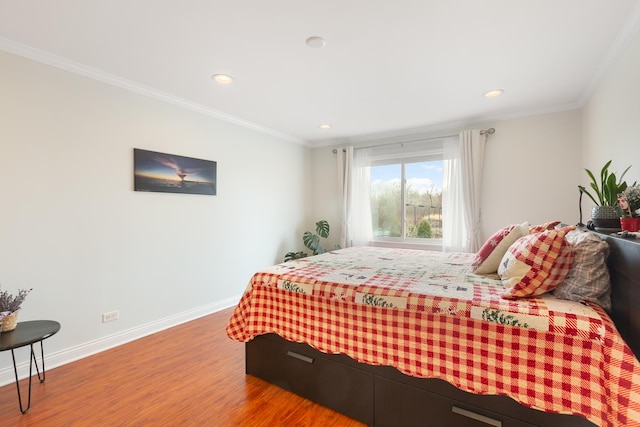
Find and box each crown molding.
[0,37,307,146]
[307,102,581,148]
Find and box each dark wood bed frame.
[245,231,640,427]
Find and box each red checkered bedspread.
[226,246,640,427]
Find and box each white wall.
[309,146,342,248]
[582,27,640,185]
[311,109,582,246]
[480,111,582,235]
[0,51,310,380]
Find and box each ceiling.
[1,1,639,147]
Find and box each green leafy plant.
[284,220,337,262]
[578,160,631,207]
[0,286,32,314]
[416,218,433,238]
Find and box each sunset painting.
[134,148,216,195]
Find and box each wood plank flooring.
[0,308,365,426]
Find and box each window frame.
[368,154,444,249]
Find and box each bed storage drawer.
[246,335,374,425]
[246,334,595,427]
[374,376,534,427]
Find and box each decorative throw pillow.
[499,226,575,299]
[472,222,529,274]
[529,220,561,234]
[552,229,611,311]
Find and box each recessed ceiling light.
[211,74,234,84]
[319,124,332,129]
[306,36,326,48]
[484,89,504,98]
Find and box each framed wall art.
[134,148,216,195]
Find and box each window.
[348,132,483,252]
[352,138,445,247]
[370,160,443,242]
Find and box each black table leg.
[32,340,46,382]
[10,340,47,414]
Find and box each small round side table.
[0,320,61,413]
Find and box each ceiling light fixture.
[484,89,504,98]
[319,124,332,129]
[306,36,326,48]
[211,74,234,84]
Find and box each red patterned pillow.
[529,220,561,234]
[472,222,529,274]
[499,226,575,299]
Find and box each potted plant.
[619,185,640,232]
[0,286,32,332]
[284,220,340,262]
[578,160,631,230]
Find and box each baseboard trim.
[0,296,240,387]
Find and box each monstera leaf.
[284,219,336,261]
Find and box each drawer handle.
[452,406,502,427]
[286,351,314,364]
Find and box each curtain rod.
[332,128,495,153]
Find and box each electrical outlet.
[102,311,119,323]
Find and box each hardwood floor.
[0,308,365,426]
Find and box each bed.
[226,225,640,427]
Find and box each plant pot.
[620,217,640,232]
[592,205,620,219]
[1,311,18,332]
[591,206,622,232]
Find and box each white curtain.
[442,138,465,251]
[460,129,486,252]
[336,146,354,248]
[442,130,486,252]
[337,146,372,247]
[350,148,373,246]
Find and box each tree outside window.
[370,160,443,241]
